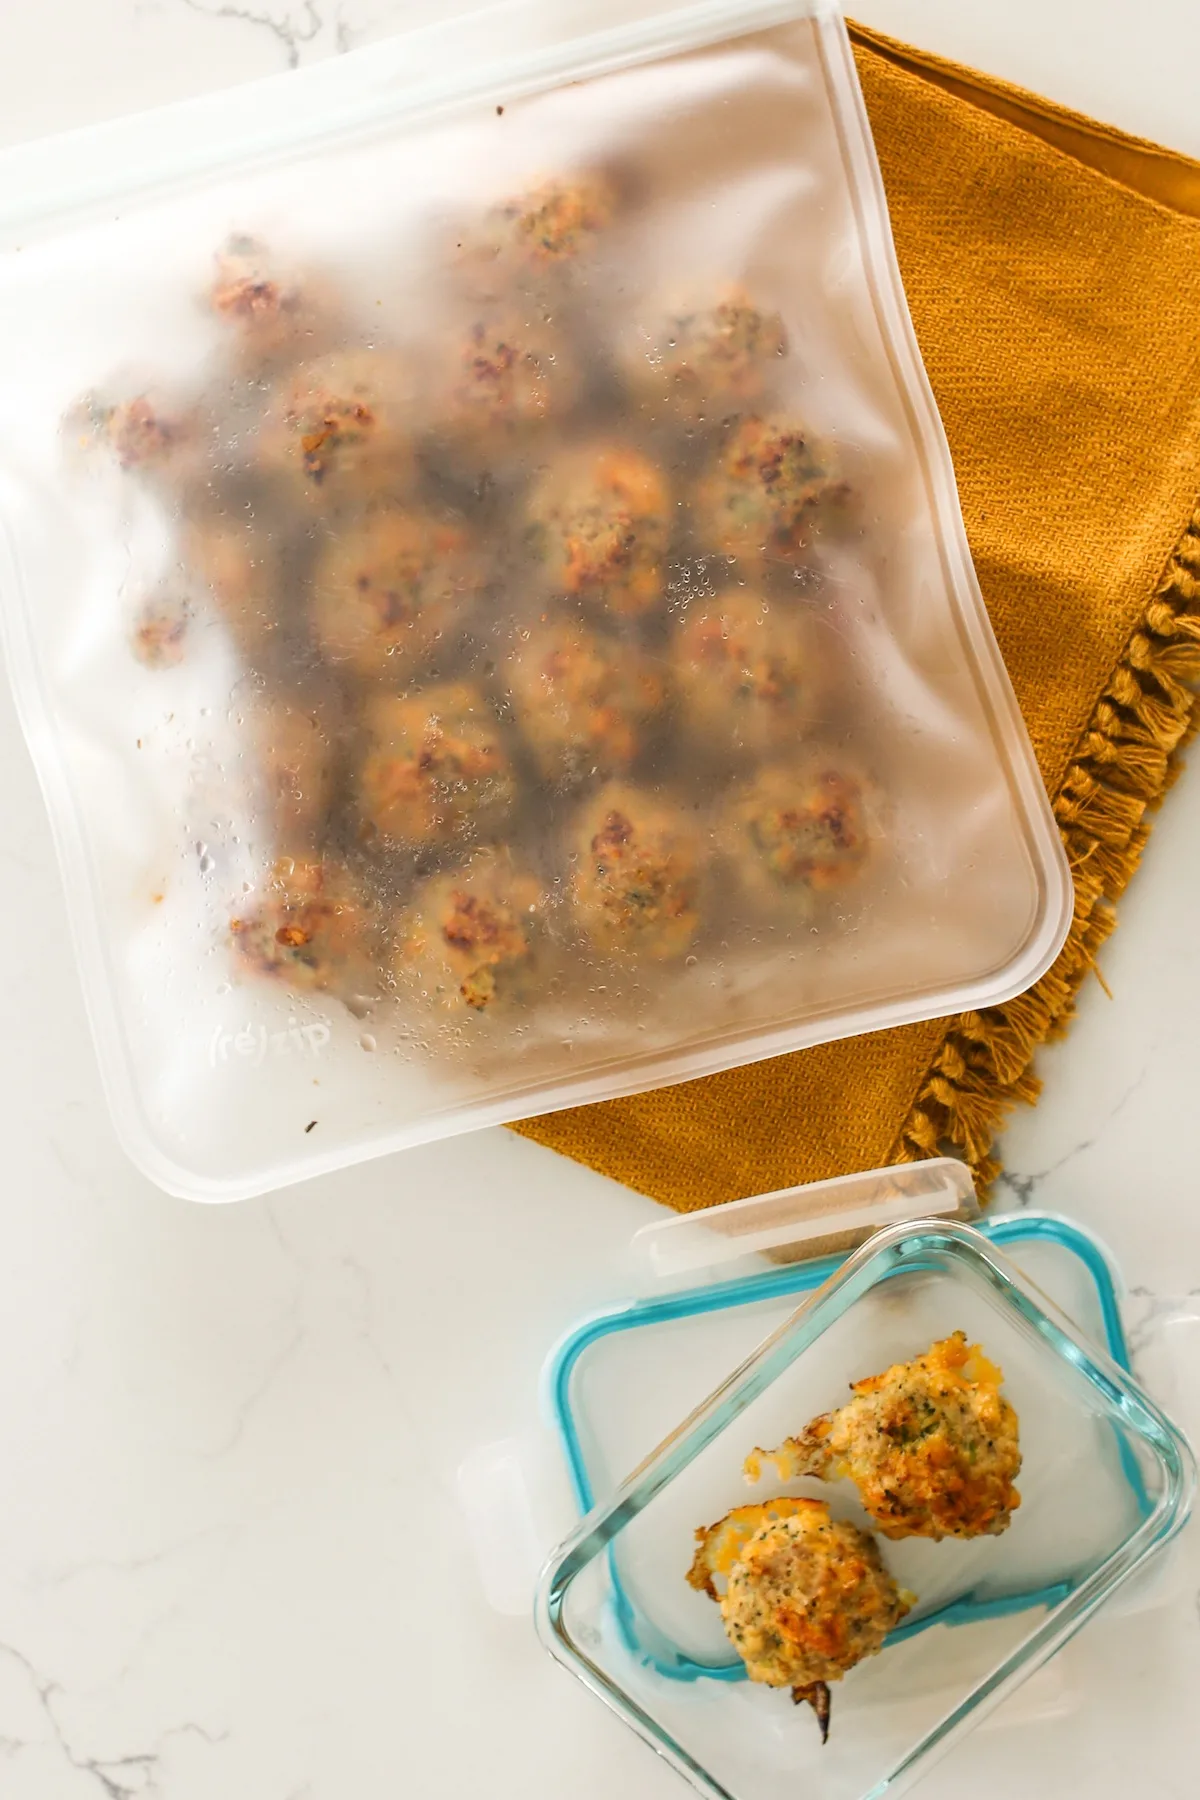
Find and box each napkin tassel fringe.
[895,505,1200,1191]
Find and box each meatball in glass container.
[689,1496,912,1739]
[694,414,835,566]
[393,848,542,1016]
[675,588,825,760]
[725,757,871,913]
[618,291,787,426]
[232,856,378,999]
[525,441,671,618]
[570,782,703,961]
[508,616,665,787]
[356,683,517,853]
[746,1332,1022,1543]
[311,504,481,681]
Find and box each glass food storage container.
[535,1169,1195,1800]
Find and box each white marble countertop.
[1,2,1198,1795]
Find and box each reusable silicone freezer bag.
[0,1,1070,1199]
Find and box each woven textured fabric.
[511,23,1200,1208]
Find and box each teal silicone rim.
[544,1210,1141,1684]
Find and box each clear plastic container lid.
[535,1203,1195,1800]
[0,2,1070,1198]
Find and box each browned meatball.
[525,441,671,618]
[208,234,344,368]
[69,389,198,489]
[693,415,837,565]
[619,292,787,425]
[675,589,825,759]
[508,617,665,786]
[356,683,517,852]
[232,856,378,998]
[105,396,189,471]
[259,349,415,503]
[311,505,481,680]
[428,305,582,467]
[571,783,702,961]
[745,1333,1022,1543]
[181,500,286,662]
[393,849,542,1015]
[250,694,339,845]
[690,1499,912,1738]
[131,589,190,668]
[457,172,617,298]
[725,759,872,911]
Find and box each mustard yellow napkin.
[513,23,1200,1206]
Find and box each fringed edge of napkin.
[894,506,1200,1189]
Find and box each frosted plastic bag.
[0,1,1069,1199]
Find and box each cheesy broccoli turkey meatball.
[525,441,671,618]
[71,389,198,491]
[393,849,542,1015]
[259,349,414,503]
[571,783,702,961]
[232,856,377,999]
[251,694,339,845]
[508,617,665,786]
[208,234,344,369]
[356,683,516,852]
[694,414,837,565]
[131,590,190,669]
[689,1497,912,1739]
[745,1332,1022,1542]
[104,396,191,473]
[311,504,481,680]
[619,292,787,425]
[725,759,871,912]
[457,172,618,299]
[429,306,581,467]
[181,499,286,663]
[675,589,824,759]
